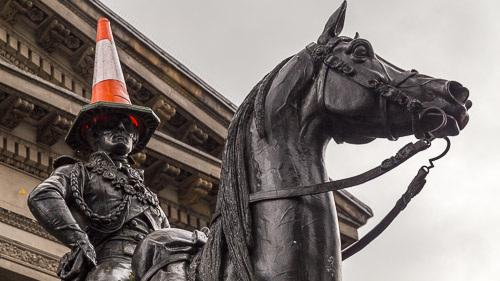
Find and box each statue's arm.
[27,164,96,265]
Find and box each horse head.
[311,1,471,144]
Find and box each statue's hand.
[57,240,97,281]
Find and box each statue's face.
[92,114,139,156]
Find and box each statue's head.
[65,18,160,156]
[86,113,140,155]
[65,102,159,156]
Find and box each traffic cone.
[91,18,130,105]
[65,18,159,154]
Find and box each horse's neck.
[247,108,330,193]
[246,52,333,192]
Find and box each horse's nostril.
[448,81,469,104]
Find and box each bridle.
[305,40,448,141]
[245,41,452,260]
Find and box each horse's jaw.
[334,135,376,144]
[417,110,470,138]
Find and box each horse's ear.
[318,0,347,44]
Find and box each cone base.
[91,80,131,104]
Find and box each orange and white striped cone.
[91,18,130,105]
[65,18,159,154]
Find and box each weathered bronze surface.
[28,1,471,280]
[184,1,468,281]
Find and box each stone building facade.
[0,0,372,280]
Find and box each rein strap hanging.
[342,137,450,260]
[249,138,431,203]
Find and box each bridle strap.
[245,137,451,262]
[211,138,431,223]
[342,137,450,260]
[248,138,431,203]
[341,167,429,260]
[380,97,397,141]
[306,42,422,141]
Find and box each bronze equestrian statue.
[135,1,471,280]
[28,2,471,281]
[28,18,205,281]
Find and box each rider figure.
[28,18,203,281]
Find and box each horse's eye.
[353,45,368,57]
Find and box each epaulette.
[53,155,79,169]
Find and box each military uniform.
[28,152,168,280]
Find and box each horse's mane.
[189,56,292,281]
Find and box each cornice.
[334,190,373,227]
[160,197,212,230]
[0,128,60,179]
[0,235,58,276]
[0,206,58,243]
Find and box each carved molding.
[0,0,47,26]
[58,0,95,27]
[0,0,32,24]
[165,109,188,129]
[0,24,91,97]
[0,95,34,130]
[148,161,182,191]
[148,96,176,128]
[36,16,82,53]
[135,86,154,104]
[117,40,232,127]
[160,197,211,230]
[72,43,94,80]
[125,72,143,93]
[0,236,58,275]
[161,162,181,178]
[117,42,202,111]
[37,114,72,146]
[0,48,35,74]
[185,123,208,146]
[0,206,58,243]
[0,129,59,178]
[29,104,49,121]
[179,174,214,205]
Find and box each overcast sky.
[99,1,499,280]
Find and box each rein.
[342,137,450,260]
[249,138,431,203]
[248,136,451,261]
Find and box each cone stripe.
[92,39,125,87]
[96,18,113,43]
[91,80,131,104]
